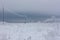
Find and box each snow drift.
[0,22,60,40]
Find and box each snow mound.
[44,16,60,23]
[0,23,60,40]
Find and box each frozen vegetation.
[0,22,60,40]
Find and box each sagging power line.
[4,8,28,23]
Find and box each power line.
[5,8,28,23]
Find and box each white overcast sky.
[0,0,60,14]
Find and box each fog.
[0,0,60,14]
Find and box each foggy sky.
[0,0,60,14]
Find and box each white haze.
[0,0,60,14]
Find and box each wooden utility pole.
[3,6,4,24]
[2,0,4,24]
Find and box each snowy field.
[0,22,60,40]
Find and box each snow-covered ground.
[0,22,60,40]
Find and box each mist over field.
[0,0,60,23]
[0,0,60,40]
[0,10,60,23]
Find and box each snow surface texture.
[0,22,60,40]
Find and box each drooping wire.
[5,8,28,23]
